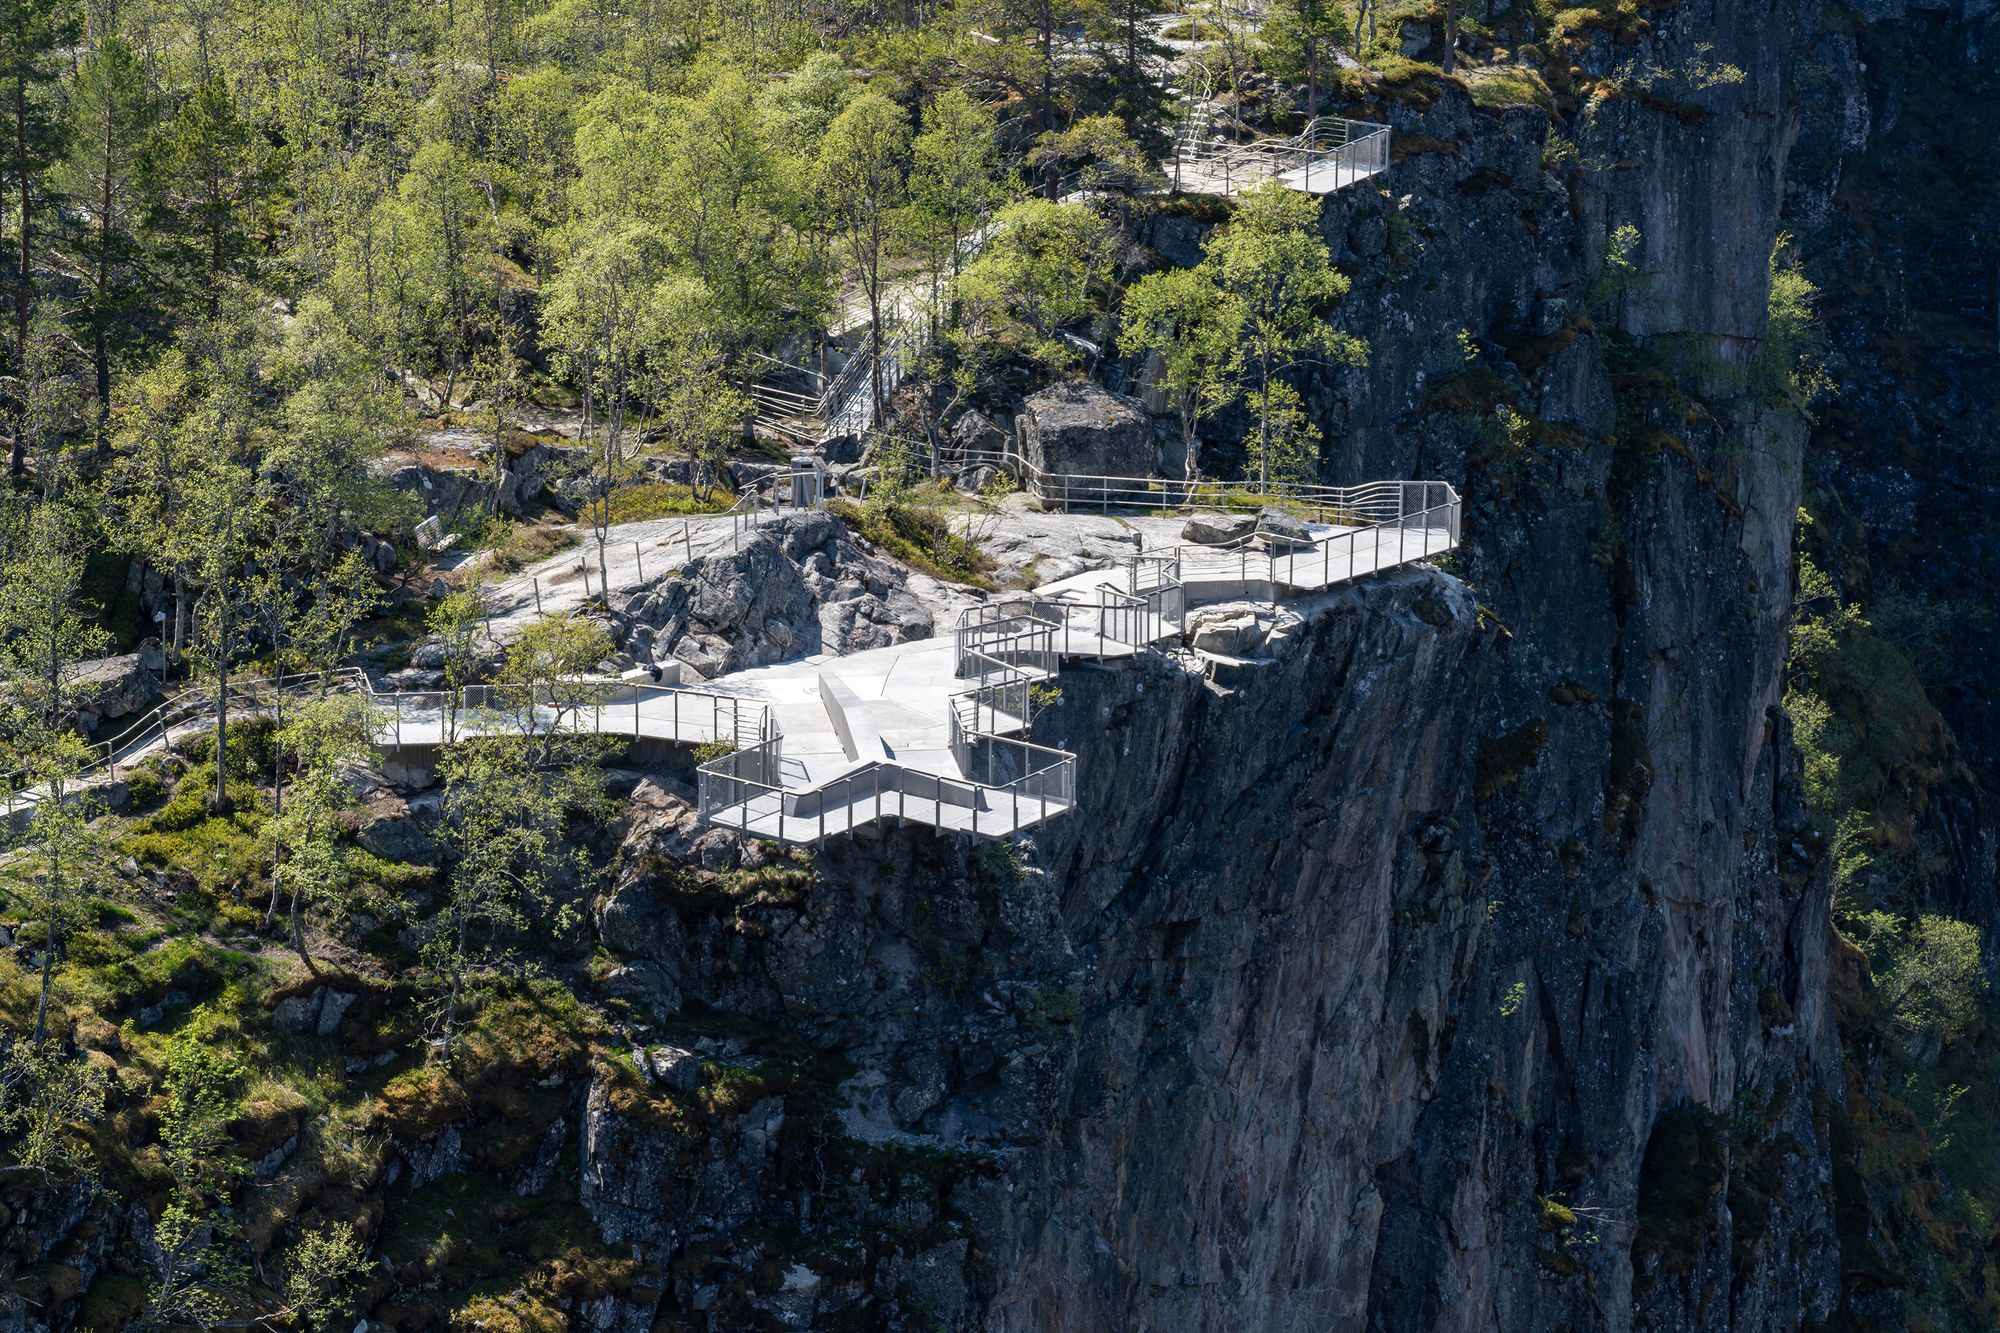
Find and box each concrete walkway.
[8,498,1460,846]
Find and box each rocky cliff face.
[566,1,1884,1327]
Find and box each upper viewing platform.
[1172,116,1392,197]
[1170,60,1392,198]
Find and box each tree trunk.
[866,257,884,431]
[11,75,31,479]
[1258,348,1273,491]
[270,691,284,816]
[291,882,318,976]
[33,897,55,1042]
[1441,6,1458,73]
[441,909,471,1054]
[211,609,232,815]
[93,110,113,449]
[1182,403,1200,493]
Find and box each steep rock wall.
[590,2,1854,1328]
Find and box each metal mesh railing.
[1173,117,1391,196]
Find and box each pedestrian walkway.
[6,473,1459,846]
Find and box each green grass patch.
[122,771,271,903]
[827,497,997,589]
[1466,66,1553,109]
[601,481,735,525]
[73,933,258,1016]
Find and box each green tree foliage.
[0,1032,107,1177]
[1259,0,1350,115]
[1849,912,1988,1055]
[0,496,109,739]
[1029,114,1163,198]
[266,694,376,972]
[970,0,1095,137]
[902,90,1005,333]
[108,348,209,656]
[817,90,911,425]
[1118,263,1244,483]
[1203,183,1366,487]
[426,587,490,744]
[375,139,501,407]
[148,1021,248,1327]
[431,728,606,1048]
[0,0,79,476]
[956,199,1119,372]
[427,613,612,1046]
[499,612,618,764]
[645,280,752,501]
[144,73,261,316]
[0,733,114,1039]
[277,1223,371,1332]
[56,33,154,438]
[546,222,660,590]
[1762,232,1834,415]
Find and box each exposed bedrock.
[574,0,1859,1325]
[616,509,934,678]
[587,568,1494,1329]
[988,0,1839,1327]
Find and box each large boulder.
[1182,512,1256,546]
[388,463,494,523]
[1015,382,1155,480]
[1255,507,1314,548]
[385,440,580,524]
[1188,610,1269,657]
[70,645,166,733]
[950,408,1009,461]
[617,509,933,678]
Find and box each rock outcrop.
[617,510,933,679]
[69,644,166,733]
[578,0,1855,1326]
[1016,382,1156,479]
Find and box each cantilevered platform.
[7,479,1459,847]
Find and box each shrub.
[828,496,997,589]
[124,778,270,899]
[601,481,734,525]
[1872,914,1986,1052]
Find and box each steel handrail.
[3,666,378,817]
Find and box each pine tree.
[0,0,78,476]
[56,33,153,442]
[145,73,257,316]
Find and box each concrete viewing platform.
[6,477,1460,847]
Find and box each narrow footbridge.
[6,474,1458,845]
